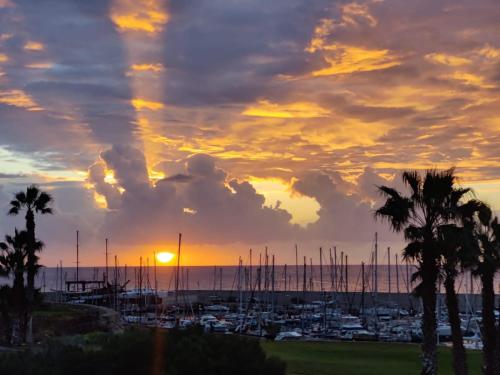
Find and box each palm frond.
[26,185,40,204]
[404,225,424,241]
[14,191,26,204]
[377,185,400,198]
[374,187,413,232]
[402,171,422,200]
[477,202,493,226]
[35,192,53,213]
[402,240,424,260]
[422,168,455,206]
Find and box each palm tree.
[8,185,52,343]
[435,192,482,375]
[462,202,500,375]
[0,285,13,344]
[438,224,468,375]
[376,169,462,375]
[0,229,36,344]
[0,229,29,310]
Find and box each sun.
[156,251,175,264]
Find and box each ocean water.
[26,265,487,295]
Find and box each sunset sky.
[0,0,499,266]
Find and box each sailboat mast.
[329,248,333,292]
[405,257,410,295]
[219,267,222,292]
[124,264,127,291]
[395,253,400,294]
[271,254,275,313]
[302,256,307,293]
[284,264,288,291]
[249,248,252,292]
[345,254,348,295]
[340,251,344,292]
[319,247,323,292]
[175,233,182,302]
[154,252,158,298]
[76,230,79,288]
[238,257,243,313]
[309,257,313,292]
[114,255,118,310]
[361,261,365,319]
[105,238,109,284]
[295,244,299,291]
[334,246,337,293]
[388,247,391,295]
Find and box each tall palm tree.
[435,192,482,375]
[438,224,468,375]
[376,169,461,375]
[8,185,52,343]
[462,203,500,375]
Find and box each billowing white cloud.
[87,146,299,245]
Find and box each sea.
[18,265,487,295]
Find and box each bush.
[0,328,286,375]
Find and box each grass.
[262,341,482,375]
[33,304,88,318]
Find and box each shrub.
[0,328,286,375]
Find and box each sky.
[0,0,499,266]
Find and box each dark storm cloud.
[0,0,137,153]
[161,0,335,106]
[0,173,25,178]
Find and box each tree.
[8,185,52,343]
[375,169,462,375]
[0,229,36,344]
[0,230,29,311]
[438,224,468,375]
[462,202,500,375]
[435,191,480,375]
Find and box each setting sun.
[156,251,175,264]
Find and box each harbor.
[36,233,488,349]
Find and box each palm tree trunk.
[481,272,495,375]
[0,305,12,345]
[25,209,35,344]
[444,272,468,375]
[493,322,500,375]
[25,210,36,300]
[421,261,438,375]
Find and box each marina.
[36,233,489,348]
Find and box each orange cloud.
[131,98,165,110]
[478,44,500,59]
[425,52,471,66]
[0,90,41,110]
[110,0,168,34]
[25,62,53,69]
[243,100,331,118]
[129,63,164,72]
[249,177,320,226]
[340,2,378,27]
[311,44,401,76]
[24,41,44,51]
[446,71,495,89]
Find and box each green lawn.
[262,341,482,375]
